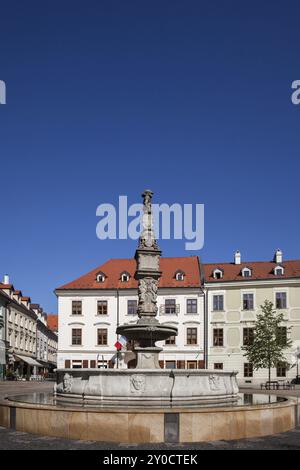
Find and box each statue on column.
[139,189,159,249]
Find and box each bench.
[260,380,295,390]
[261,381,279,390]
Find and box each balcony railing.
[159,304,180,315]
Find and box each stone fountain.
[55,190,239,406]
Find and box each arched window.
[213,268,223,279]
[121,272,130,282]
[175,270,185,281]
[96,272,106,283]
[242,267,252,278]
[274,266,284,276]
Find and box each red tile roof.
[30,303,40,309]
[56,257,201,290]
[203,260,300,282]
[47,314,58,331]
[0,283,13,289]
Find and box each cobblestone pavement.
[1,425,300,450]
[0,381,300,450]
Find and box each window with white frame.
[175,271,185,281]
[121,272,130,282]
[244,363,253,377]
[72,301,82,315]
[165,299,176,314]
[96,272,106,282]
[127,300,137,315]
[277,362,287,377]
[213,269,223,279]
[186,298,197,314]
[165,335,176,345]
[213,328,223,346]
[186,327,198,345]
[276,292,287,309]
[242,267,252,278]
[97,300,108,315]
[274,266,284,276]
[243,293,254,310]
[213,295,224,311]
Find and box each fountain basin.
[0,392,297,444]
[117,322,178,343]
[55,368,239,406]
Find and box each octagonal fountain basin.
[54,368,239,406]
[0,391,296,444]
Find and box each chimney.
[274,249,283,264]
[234,250,241,265]
[3,274,10,285]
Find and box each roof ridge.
[203,259,300,266]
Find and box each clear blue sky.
[0,1,300,312]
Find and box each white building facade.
[56,257,205,370]
[56,250,300,385]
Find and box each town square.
[1,0,300,457]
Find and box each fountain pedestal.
[134,347,162,369]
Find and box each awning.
[15,354,44,367]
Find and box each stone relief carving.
[138,277,158,314]
[63,373,73,393]
[130,374,146,394]
[208,374,222,391]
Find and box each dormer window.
[175,270,185,281]
[242,267,252,278]
[121,272,130,282]
[213,268,223,279]
[274,266,284,276]
[96,272,106,283]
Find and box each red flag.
[114,341,122,350]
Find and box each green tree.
[242,300,292,383]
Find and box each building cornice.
[56,286,203,297]
[204,278,300,289]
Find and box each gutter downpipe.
[116,288,119,369]
[204,287,209,369]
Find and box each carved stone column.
[117,190,178,369]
